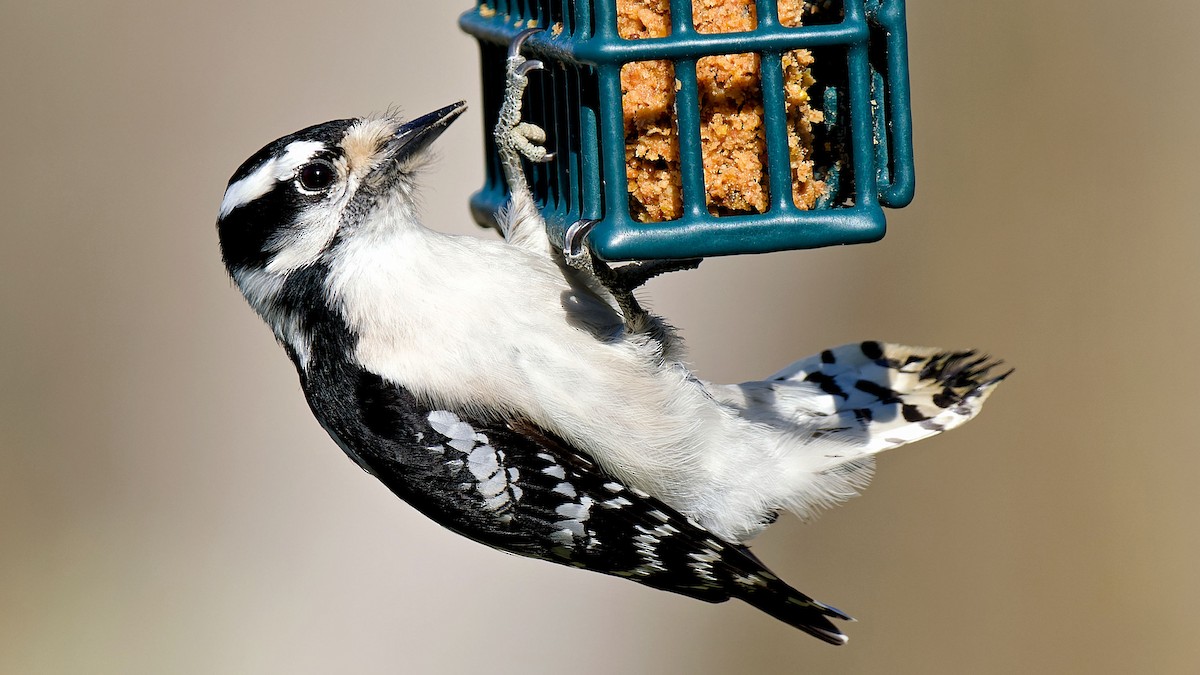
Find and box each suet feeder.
[460,0,914,261]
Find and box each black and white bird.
[215,46,1006,645]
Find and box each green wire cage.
[460,0,914,261]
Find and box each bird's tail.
[766,341,1010,461]
[728,550,853,645]
[708,341,1009,524]
[728,343,1007,641]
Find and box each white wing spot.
[467,445,500,480]
[553,519,585,538]
[427,410,460,434]
[602,496,632,509]
[483,493,510,511]
[689,561,718,582]
[552,495,593,545]
[735,573,767,588]
[555,501,590,521]
[426,412,522,512]
[632,525,667,574]
[477,471,510,499]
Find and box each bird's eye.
[298,161,337,191]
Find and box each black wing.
[304,365,851,644]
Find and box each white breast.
[323,223,808,542]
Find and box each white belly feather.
[323,226,817,542]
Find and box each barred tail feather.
[697,342,1007,532]
[771,341,1010,461]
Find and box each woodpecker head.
[216,102,465,349]
[217,101,466,281]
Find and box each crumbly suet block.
[617,0,827,222]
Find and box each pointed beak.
[387,101,467,161]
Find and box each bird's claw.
[564,219,600,266]
[508,27,541,59]
[515,59,544,77]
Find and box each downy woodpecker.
[215,44,1006,644]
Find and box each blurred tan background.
[2,1,1198,673]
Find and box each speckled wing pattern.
[307,367,852,645]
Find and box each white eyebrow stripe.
[219,160,276,218]
[218,140,327,218]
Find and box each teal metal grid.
[460,0,914,261]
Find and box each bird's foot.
[563,218,701,329]
[565,219,701,295]
[495,28,554,190]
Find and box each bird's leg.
[587,256,654,331]
[493,28,558,252]
[495,29,554,205]
[564,221,702,322]
[561,225,698,349]
[496,28,701,332]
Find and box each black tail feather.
[735,579,852,645]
